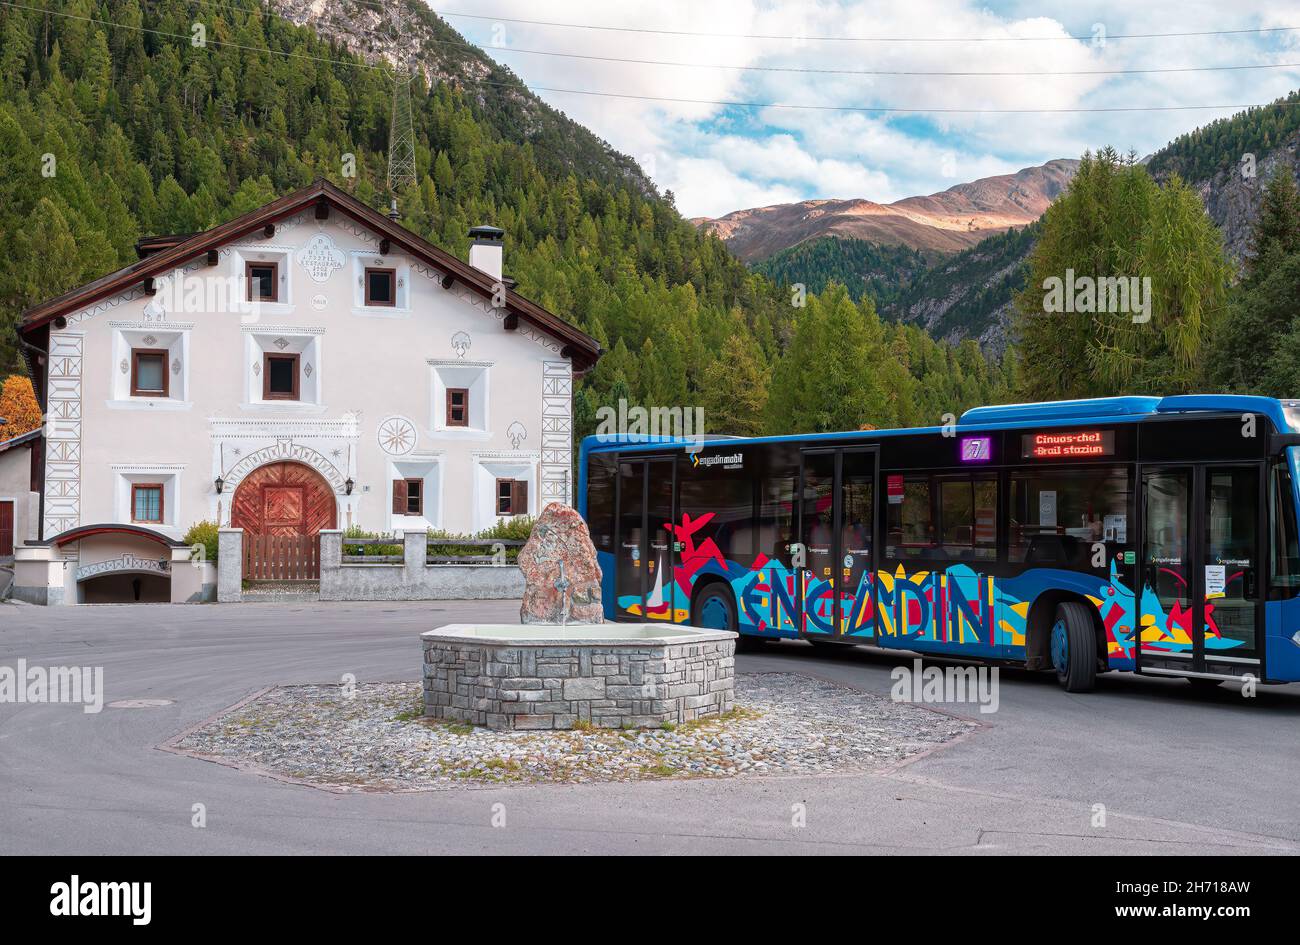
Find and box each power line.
[434,9,1300,44]
[507,85,1287,115]
[5,2,1297,114]
[422,44,1300,79]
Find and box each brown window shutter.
[511,479,528,516]
[392,479,407,515]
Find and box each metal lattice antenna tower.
[385,0,416,218]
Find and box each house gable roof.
[0,428,40,455]
[18,179,601,370]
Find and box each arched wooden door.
[231,462,337,580]
[231,461,338,536]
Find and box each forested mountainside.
[882,225,1039,350]
[0,0,1013,437]
[1145,91,1300,185]
[751,238,930,308]
[755,90,1300,350]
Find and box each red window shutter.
[392,479,407,515]
[511,479,528,516]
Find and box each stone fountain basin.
[421,623,737,731]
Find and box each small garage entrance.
[80,571,170,603]
[46,525,183,604]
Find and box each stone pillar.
[319,529,342,600]
[217,528,243,603]
[402,530,425,584]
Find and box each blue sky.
[436,1,1300,217]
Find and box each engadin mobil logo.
[50,876,151,926]
[691,452,743,471]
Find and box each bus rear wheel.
[693,584,760,651]
[1050,602,1098,693]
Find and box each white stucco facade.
[37,207,579,543]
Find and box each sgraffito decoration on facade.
[377,416,417,456]
[451,330,471,358]
[221,441,348,494]
[43,332,83,537]
[296,233,345,283]
[76,554,170,583]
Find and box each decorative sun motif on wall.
[377,415,417,456]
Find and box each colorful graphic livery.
[616,522,1249,673]
[582,395,1300,691]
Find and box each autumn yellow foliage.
[0,375,42,437]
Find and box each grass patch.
[681,706,761,732]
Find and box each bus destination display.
[1021,429,1115,460]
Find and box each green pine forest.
[0,0,1018,443]
[752,237,930,309]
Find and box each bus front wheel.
[693,584,760,651]
[1050,602,1098,693]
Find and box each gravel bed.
[176,673,975,791]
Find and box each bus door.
[1138,465,1262,677]
[798,448,877,638]
[615,456,677,621]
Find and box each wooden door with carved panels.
[230,462,337,537]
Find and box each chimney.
[467,225,505,282]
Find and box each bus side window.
[1009,467,1130,569]
[886,476,937,560]
[759,475,797,568]
[1269,460,1300,592]
[586,453,616,552]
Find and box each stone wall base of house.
[421,624,737,730]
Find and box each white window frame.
[230,244,294,313]
[429,359,491,438]
[242,326,326,412]
[111,464,186,536]
[352,251,411,317]
[471,452,538,532]
[388,456,444,531]
[107,322,193,410]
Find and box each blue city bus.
[577,395,1300,691]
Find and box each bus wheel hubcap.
[700,597,729,630]
[1050,619,1069,674]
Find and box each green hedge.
[183,520,220,563]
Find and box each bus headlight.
[1293,631,1300,647]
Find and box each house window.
[246,261,279,302]
[496,478,527,516]
[392,478,423,516]
[131,349,168,397]
[131,484,164,523]
[446,388,469,427]
[263,353,299,400]
[365,267,396,306]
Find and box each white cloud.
[436,1,1300,217]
